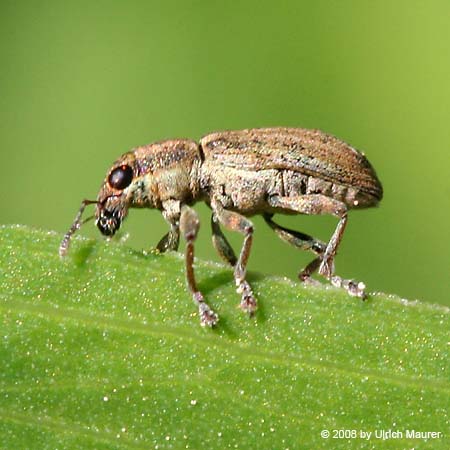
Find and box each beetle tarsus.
[299,275,321,287]
[331,276,367,299]
[236,280,257,315]
[299,257,327,282]
[196,296,219,326]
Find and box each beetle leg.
[268,195,366,298]
[156,226,180,253]
[268,194,347,276]
[263,213,326,255]
[263,213,326,282]
[157,200,181,252]
[298,257,323,282]
[211,213,238,267]
[180,205,218,326]
[211,199,257,316]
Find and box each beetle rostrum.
[96,208,122,236]
[60,127,383,327]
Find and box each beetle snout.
[96,209,122,236]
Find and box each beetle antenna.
[59,199,98,257]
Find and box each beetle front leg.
[211,199,256,316]
[180,205,218,326]
[156,225,180,253]
[156,200,181,253]
[268,195,366,298]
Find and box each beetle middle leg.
[211,199,257,315]
[268,195,366,298]
[180,205,219,326]
[211,214,238,267]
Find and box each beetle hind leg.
[265,195,367,299]
[263,213,326,283]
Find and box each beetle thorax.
[129,139,202,209]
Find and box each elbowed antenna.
[59,199,98,258]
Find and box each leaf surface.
[0,225,448,449]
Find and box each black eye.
[108,165,133,190]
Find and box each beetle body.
[60,127,382,326]
[200,128,381,214]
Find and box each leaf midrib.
[1,296,447,395]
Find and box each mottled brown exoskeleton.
[60,128,383,326]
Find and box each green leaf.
[0,225,448,449]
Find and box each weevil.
[60,127,383,326]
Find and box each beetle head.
[95,152,137,237]
[60,139,201,258]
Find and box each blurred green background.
[1,0,449,306]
